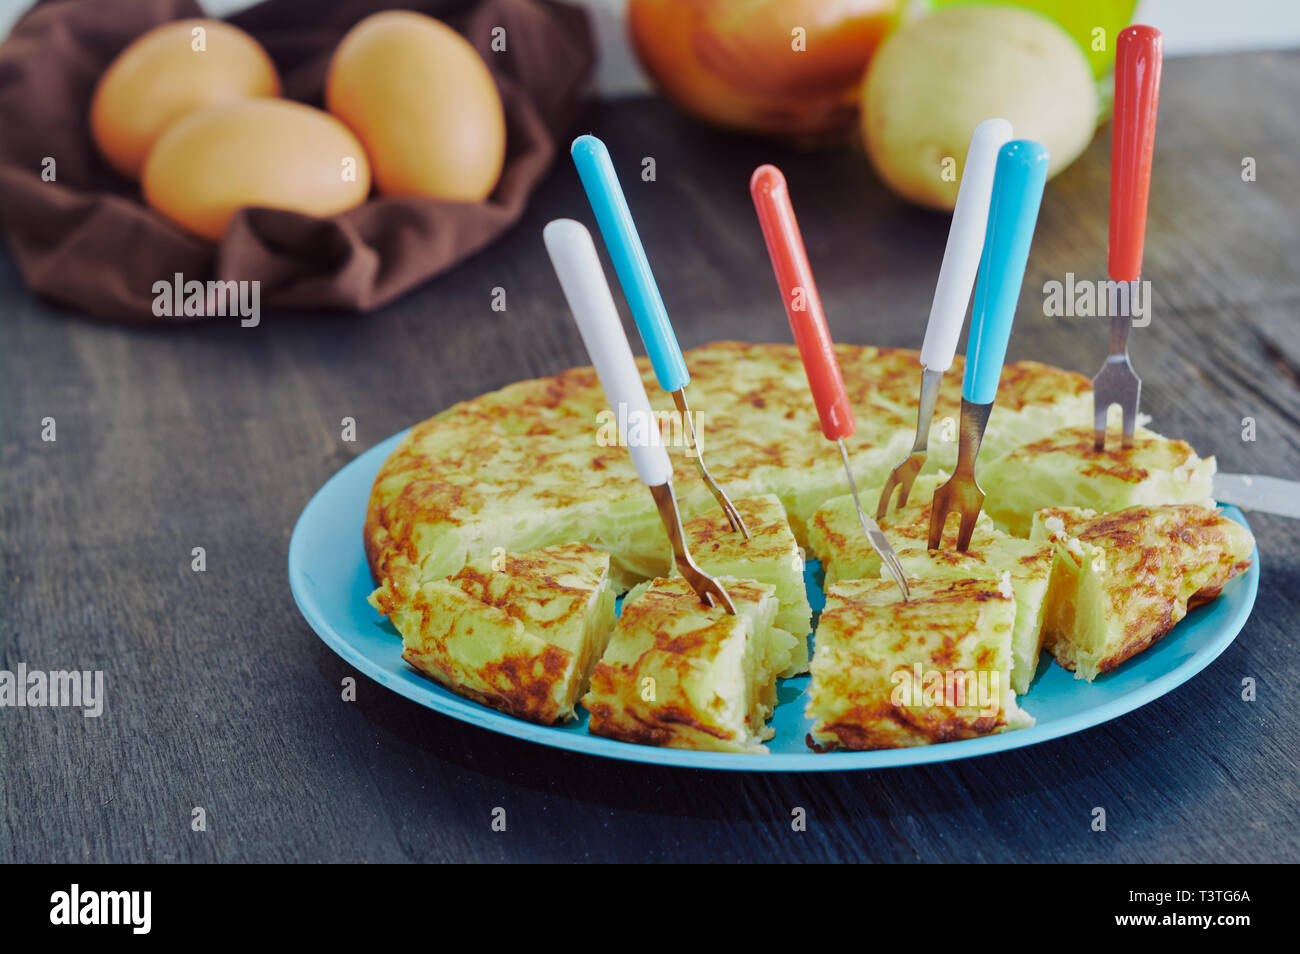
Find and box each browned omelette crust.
[396,543,612,725]
[1038,505,1254,673]
[583,576,779,752]
[684,494,792,558]
[808,577,1023,751]
[365,342,1091,604]
[404,637,572,726]
[809,473,1001,581]
[681,492,811,642]
[1007,427,1201,485]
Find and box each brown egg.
[142,99,371,242]
[90,18,280,180]
[325,11,505,201]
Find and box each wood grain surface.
[2,51,1297,863]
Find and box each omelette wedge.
[583,576,798,753]
[1031,505,1254,680]
[682,493,812,675]
[981,425,1216,537]
[808,473,998,585]
[807,575,1033,751]
[809,472,1052,694]
[391,543,616,725]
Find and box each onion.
[628,0,901,146]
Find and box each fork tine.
[1121,382,1140,448]
[896,469,916,509]
[882,551,911,600]
[684,556,735,614]
[676,389,750,539]
[875,471,900,522]
[1094,397,1110,450]
[700,573,735,614]
[707,475,759,540]
[927,489,951,550]
[877,454,923,521]
[956,506,980,552]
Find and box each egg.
[142,99,371,242]
[325,11,505,201]
[91,18,280,180]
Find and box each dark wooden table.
[3,51,1298,864]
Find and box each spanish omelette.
[364,341,1249,752]
[393,542,616,724]
[365,342,1092,611]
[681,493,811,675]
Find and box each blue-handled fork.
[929,140,1051,551]
[572,134,750,538]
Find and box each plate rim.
[288,428,1261,773]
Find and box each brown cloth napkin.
[0,0,593,322]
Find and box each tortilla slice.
[809,473,1051,694]
[806,575,1032,751]
[981,426,1216,537]
[393,543,616,725]
[682,493,812,675]
[1030,504,1254,680]
[583,576,797,753]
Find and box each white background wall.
[2,0,1298,94]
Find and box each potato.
[861,6,1097,210]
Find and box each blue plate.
[289,428,1259,772]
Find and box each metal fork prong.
[1121,378,1141,448]
[673,389,750,539]
[1093,311,1142,450]
[687,564,736,614]
[876,455,921,522]
[876,469,901,522]
[838,439,910,601]
[710,581,735,613]
[864,519,911,602]
[1093,398,1110,451]
[648,481,737,614]
[956,506,980,552]
[896,473,914,510]
[927,489,951,550]
[679,549,736,615]
[695,457,749,538]
[877,369,942,521]
[878,457,920,522]
[880,549,911,601]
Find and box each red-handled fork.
[1094,25,1163,450]
[750,164,910,602]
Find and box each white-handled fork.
[543,218,735,613]
[878,118,1012,520]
